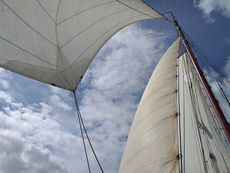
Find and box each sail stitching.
[115,0,156,18]
[0,35,57,68]
[57,0,116,25]
[49,0,74,89]
[49,14,144,90]
[60,8,131,48]
[0,0,57,47]
[36,0,56,23]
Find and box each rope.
[73,91,105,173]
[73,91,91,173]
[182,31,230,87]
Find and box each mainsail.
[119,38,230,172]
[0,0,162,91]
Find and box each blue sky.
[0,0,230,173]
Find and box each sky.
[0,0,230,173]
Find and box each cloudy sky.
[0,0,230,173]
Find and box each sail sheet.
[119,38,180,173]
[178,53,230,172]
[0,0,163,90]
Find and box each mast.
[171,14,230,143]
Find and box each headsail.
[0,0,163,91]
[119,38,180,173]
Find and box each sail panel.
[119,38,180,173]
[0,0,163,90]
[179,53,230,172]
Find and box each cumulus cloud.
[194,0,230,22]
[78,24,169,172]
[0,24,170,173]
[0,135,67,173]
[224,56,230,75]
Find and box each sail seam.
[57,0,116,25]
[115,0,157,18]
[0,0,57,47]
[50,14,145,90]
[60,8,131,48]
[36,0,56,23]
[0,35,57,68]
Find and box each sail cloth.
[179,53,230,173]
[119,38,180,173]
[0,0,163,91]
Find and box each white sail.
[0,0,163,90]
[119,38,180,173]
[119,38,230,172]
[179,53,230,172]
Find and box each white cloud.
[0,24,170,173]
[0,91,13,103]
[194,0,230,22]
[224,56,230,74]
[0,92,91,173]
[0,79,10,89]
[0,135,67,173]
[50,95,72,111]
[78,24,169,172]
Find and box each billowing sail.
[119,38,180,173]
[119,38,230,172]
[179,53,230,172]
[0,0,163,91]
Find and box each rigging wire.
[176,27,230,122]
[196,54,230,116]
[73,91,91,173]
[182,30,230,87]
[73,91,105,173]
[184,34,230,118]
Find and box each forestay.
[119,38,180,173]
[0,0,162,90]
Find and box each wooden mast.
[171,14,230,143]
